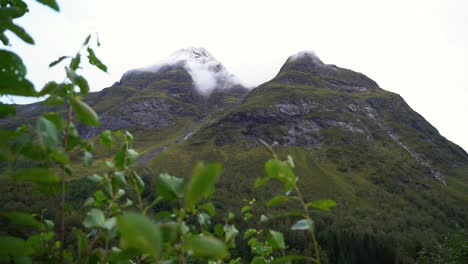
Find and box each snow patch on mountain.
[287,50,324,65]
[142,47,242,95]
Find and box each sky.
[3,0,468,151]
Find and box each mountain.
[2,48,468,263]
[139,50,468,262]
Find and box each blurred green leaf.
[183,235,228,260]
[38,81,58,96]
[11,168,59,184]
[87,47,107,72]
[265,159,295,192]
[6,23,34,44]
[112,171,127,187]
[35,0,60,11]
[291,219,313,231]
[117,212,161,260]
[0,50,35,96]
[99,130,114,147]
[0,236,30,256]
[114,144,126,169]
[36,116,59,150]
[75,75,89,95]
[0,33,9,45]
[126,148,139,164]
[49,56,69,68]
[184,162,222,210]
[0,212,41,228]
[87,174,103,184]
[50,150,70,165]
[156,173,184,201]
[201,202,216,216]
[307,199,336,212]
[83,34,91,46]
[73,228,88,258]
[83,150,93,166]
[69,53,81,70]
[0,103,15,118]
[267,195,292,207]
[83,208,105,229]
[243,229,257,239]
[271,255,312,264]
[69,96,99,126]
[224,224,239,243]
[267,230,285,250]
[0,7,25,21]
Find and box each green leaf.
[156,173,184,201]
[243,229,257,239]
[241,205,251,214]
[201,202,216,216]
[99,130,114,147]
[183,236,228,260]
[112,171,127,187]
[49,56,69,68]
[69,96,99,126]
[0,103,15,118]
[0,7,25,20]
[6,23,34,44]
[73,228,88,258]
[260,214,269,223]
[83,151,93,166]
[114,144,126,169]
[36,0,60,11]
[65,66,77,82]
[267,230,285,250]
[265,159,296,192]
[87,47,107,72]
[69,53,81,70]
[0,212,41,228]
[83,34,91,46]
[11,168,60,184]
[291,219,313,231]
[0,236,29,256]
[83,208,105,229]
[184,162,222,210]
[271,255,312,264]
[307,199,336,212]
[267,195,292,207]
[36,116,59,150]
[117,212,162,260]
[75,75,89,95]
[50,150,70,165]
[126,148,139,164]
[131,171,144,194]
[38,81,58,96]
[87,174,103,184]
[254,177,269,188]
[0,50,35,97]
[224,225,239,243]
[0,33,9,45]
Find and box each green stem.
[59,104,72,264]
[293,184,321,264]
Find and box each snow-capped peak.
[144,47,242,95]
[287,50,324,65]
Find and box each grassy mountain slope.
[143,52,468,262]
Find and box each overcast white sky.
[4,0,468,151]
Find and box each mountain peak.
[122,47,244,95]
[286,50,324,65]
[277,49,380,91]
